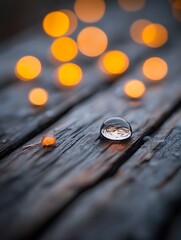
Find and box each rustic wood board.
[38,109,181,240]
[0,47,180,240]
[0,1,181,240]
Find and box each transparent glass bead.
[100,117,132,141]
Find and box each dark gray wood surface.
[39,109,181,240]
[0,52,180,239]
[0,1,181,240]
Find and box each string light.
[57,63,83,87]
[51,37,78,62]
[29,88,48,106]
[77,27,108,57]
[124,80,146,99]
[61,9,78,35]
[74,0,106,23]
[142,23,168,48]
[130,19,151,44]
[100,50,129,75]
[172,0,181,21]
[15,56,41,81]
[143,57,168,81]
[118,0,146,12]
[43,11,69,37]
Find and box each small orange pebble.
[41,134,56,147]
[29,88,48,106]
[124,80,146,99]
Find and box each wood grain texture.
[38,109,181,240]
[0,1,181,240]
[0,0,178,158]
[0,46,180,240]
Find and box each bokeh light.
[172,0,181,9]
[77,27,108,57]
[74,0,106,23]
[142,23,168,48]
[51,37,78,62]
[130,19,151,44]
[100,50,129,75]
[41,134,56,147]
[142,57,168,81]
[118,0,146,12]
[172,0,181,21]
[61,9,78,35]
[57,63,83,87]
[29,88,48,106]
[43,11,69,37]
[124,80,146,99]
[15,56,41,81]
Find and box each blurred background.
[0,0,180,89]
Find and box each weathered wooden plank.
[38,109,181,240]
[0,0,178,158]
[0,44,180,240]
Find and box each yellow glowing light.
[100,50,129,74]
[118,0,145,12]
[74,0,106,23]
[130,19,152,44]
[15,56,41,81]
[124,80,146,99]
[43,11,69,37]
[142,23,168,48]
[29,88,48,106]
[142,57,168,81]
[51,37,78,62]
[41,134,56,147]
[57,63,83,87]
[61,9,78,35]
[77,27,108,57]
